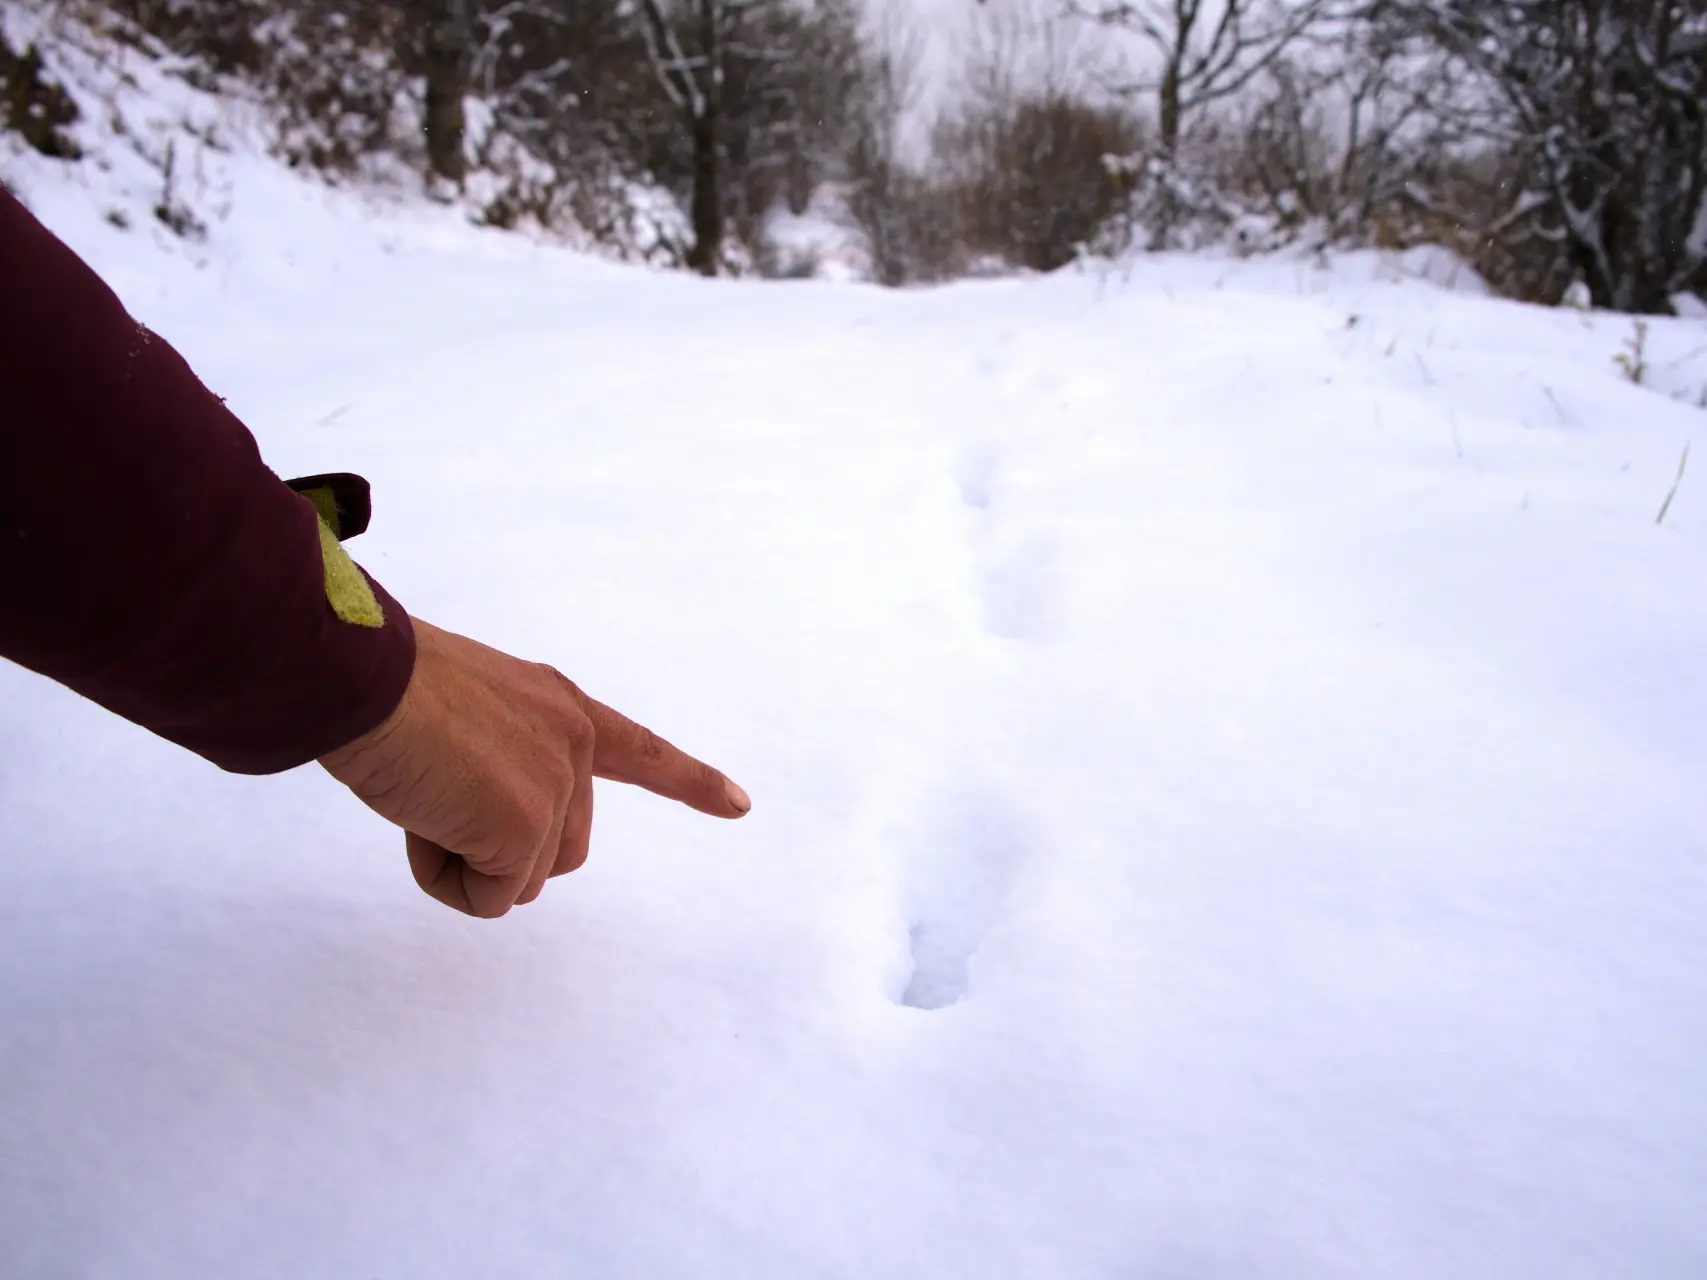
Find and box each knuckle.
[556,843,590,876]
[635,726,668,767]
[487,779,556,840]
[522,781,561,828]
[539,664,585,704]
[536,664,595,748]
[472,831,542,884]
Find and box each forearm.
[0,188,413,773]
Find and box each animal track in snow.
[898,791,1031,1011]
[981,532,1062,640]
[955,438,1000,511]
[952,435,1064,641]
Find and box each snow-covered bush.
[757,184,871,282]
[0,28,80,160]
[0,0,690,265]
[1370,0,1707,316]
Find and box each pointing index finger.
[581,696,751,819]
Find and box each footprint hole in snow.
[899,922,971,1011]
[894,799,1031,1011]
[982,534,1062,640]
[956,439,1000,511]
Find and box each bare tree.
[1074,0,1342,156]
[718,0,868,239]
[1,29,81,159]
[424,0,471,185]
[635,0,868,274]
[843,2,929,284]
[458,2,675,239]
[635,0,738,274]
[1207,17,1434,245]
[928,0,1144,271]
[1376,0,1707,314]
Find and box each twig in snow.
[1542,384,1571,424]
[1413,353,1435,385]
[1615,320,1650,385]
[1656,442,1690,526]
[1664,342,1707,370]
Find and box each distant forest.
[6,0,1704,312]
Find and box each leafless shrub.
[905,1,1142,274]
[0,29,82,159]
[838,2,976,284]
[634,0,873,274]
[1075,0,1348,156]
[934,90,1145,271]
[1373,0,1707,315]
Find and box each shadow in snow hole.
[899,922,971,1011]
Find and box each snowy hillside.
[5,34,1707,1279]
[0,1,691,272]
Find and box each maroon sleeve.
[0,187,415,774]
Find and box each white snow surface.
[6,101,1707,1280]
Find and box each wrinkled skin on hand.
[320,618,750,917]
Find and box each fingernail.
[724,778,752,814]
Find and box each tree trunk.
[686,110,723,275]
[685,0,723,275]
[424,0,468,186]
[1158,59,1182,157]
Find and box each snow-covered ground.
[6,48,1707,1279]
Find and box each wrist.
[319,616,431,778]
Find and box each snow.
[759,185,871,281]
[0,1,689,273]
[6,35,1707,1280]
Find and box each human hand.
[319,617,750,917]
